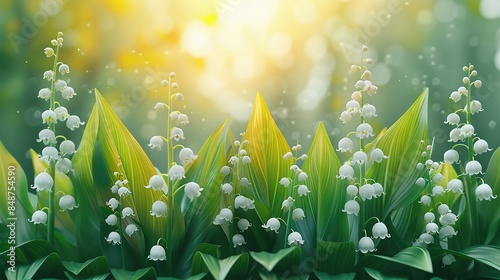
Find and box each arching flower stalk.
[35,32,83,246]
[337,46,388,254]
[444,65,496,246]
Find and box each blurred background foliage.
[1,0,500,181]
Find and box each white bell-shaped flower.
[372,182,384,197]
[292,208,305,221]
[298,185,310,197]
[440,213,458,226]
[150,200,168,217]
[234,195,255,211]
[220,165,230,176]
[262,217,280,233]
[58,63,70,75]
[55,158,73,174]
[32,172,54,192]
[288,231,305,246]
[372,222,390,239]
[29,210,48,224]
[358,236,375,253]
[352,151,367,165]
[346,185,358,196]
[179,148,198,165]
[437,204,451,216]
[125,224,139,236]
[476,183,496,201]
[118,187,132,197]
[423,212,435,223]
[281,196,294,212]
[446,179,463,193]
[213,215,230,226]
[105,214,118,226]
[339,110,352,123]
[417,232,434,244]
[367,84,378,96]
[439,225,458,239]
[219,208,233,222]
[240,177,250,187]
[220,183,233,194]
[298,172,308,182]
[55,80,67,92]
[370,148,387,163]
[354,80,365,90]
[444,113,460,125]
[242,155,251,164]
[449,91,461,102]
[176,113,189,125]
[110,180,124,193]
[59,195,78,211]
[154,102,166,112]
[148,245,166,261]
[37,129,56,145]
[279,177,291,187]
[415,177,426,187]
[170,111,180,121]
[469,100,483,114]
[346,100,360,114]
[418,195,431,206]
[168,165,185,181]
[425,222,439,234]
[465,160,482,175]
[54,106,70,121]
[38,88,51,100]
[356,123,375,139]
[148,136,164,150]
[62,86,76,100]
[237,218,252,231]
[416,162,424,170]
[121,207,135,218]
[42,109,57,124]
[442,254,456,267]
[185,182,203,201]
[432,186,444,196]
[170,127,185,141]
[66,115,85,130]
[460,124,475,138]
[448,128,464,142]
[444,149,460,164]
[337,165,354,180]
[337,137,353,152]
[473,139,492,155]
[283,152,293,160]
[229,156,239,165]
[232,234,246,247]
[359,184,375,201]
[361,104,377,118]
[145,175,166,191]
[59,140,76,156]
[342,199,360,216]
[351,90,362,101]
[105,231,121,245]
[432,173,444,183]
[40,146,60,163]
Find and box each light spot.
[417,10,433,25]
[147,111,157,121]
[372,63,391,86]
[480,0,500,19]
[181,21,212,58]
[294,0,317,24]
[268,32,292,58]
[304,35,328,61]
[107,78,115,86]
[489,120,496,128]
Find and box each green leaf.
[64,271,110,280]
[366,246,433,273]
[364,267,407,280]
[480,146,500,245]
[6,252,65,280]
[192,252,249,280]
[316,241,355,275]
[110,267,157,280]
[243,92,291,217]
[249,246,301,272]
[62,256,108,278]
[0,141,35,243]
[0,240,55,264]
[453,245,500,271]
[313,271,356,280]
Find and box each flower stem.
[166,76,174,274]
[118,197,126,269]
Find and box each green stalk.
[47,37,61,246]
[283,176,295,249]
[166,76,174,274]
[118,198,126,269]
[357,52,367,261]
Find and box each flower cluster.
[104,162,139,247]
[444,65,496,201]
[214,136,256,249]
[30,32,82,226]
[145,73,201,261]
[337,46,389,253]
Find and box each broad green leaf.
[313,271,356,280]
[364,267,407,280]
[62,256,108,278]
[5,252,64,280]
[192,252,249,280]
[480,146,500,245]
[316,241,355,275]
[366,246,433,273]
[300,122,349,248]
[243,92,291,217]
[0,240,55,264]
[454,245,500,271]
[177,118,230,276]
[64,271,109,280]
[0,141,35,243]
[249,246,301,272]
[110,267,156,280]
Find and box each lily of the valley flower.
[232,234,246,248]
[185,182,203,201]
[444,149,460,164]
[473,139,492,154]
[32,172,54,192]
[372,222,390,239]
[59,140,76,155]
[352,151,367,165]
[234,195,255,211]
[424,212,435,223]
[476,183,496,201]
[444,113,460,125]
[237,218,251,231]
[168,165,185,181]
[121,207,135,218]
[150,200,168,217]
[105,214,118,226]
[465,160,482,175]
[148,136,164,150]
[337,137,353,152]
[297,185,310,196]
[337,164,354,180]
[262,217,280,233]
[358,236,375,253]
[446,179,464,193]
[145,175,166,191]
[106,198,119,211]
[281,197,294,212]
[170,127,185,141]
[105,231,121,245]
[29,210,48,224]
[292,208,305,221]
[40,146,60,163]
[370,148,388,163]
[37,129,56,145]
[425,222,439,234]
[55,158,73,174]
[359,184,375,201]
[437,204,451,215]
[220,183,233,194]
[38,88,51,100]
[213,208,233,226]
[442,254,456,267]
[288,231,305,246]
[118,187,132,197]
[125,224,139,236]
[61,86,76,100]
[417,232,434,244]
[59,195,78,211]
[179,147,198,165]
[148,245,167,261]
[66,115,84,130]
[356,123,375,139]
[342,199,360,216]
[42,109,57,124]
[459,124,475,138]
